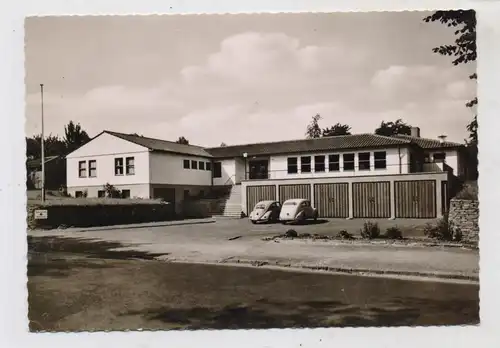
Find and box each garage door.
[246,185,276,214]
[153,187,176,213]
[279,184,311,204]
[314,183,349,218]
[395,180,437,218]
[353,182,391,218]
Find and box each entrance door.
[248,159,269,180]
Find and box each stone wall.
[448,199,479,243]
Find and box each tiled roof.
[105,131,213,158]
[393,135,464,149]
[205,134,412,158]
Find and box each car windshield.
[255,204,266,209]
[283,201,297,206]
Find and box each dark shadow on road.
[28,236,168,261]
[123,296,479,329]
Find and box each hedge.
[27,199,175,229]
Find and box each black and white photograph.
[23,9,481,332]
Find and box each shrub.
[104,183,121,198]
[360,221,380,239]
[300,233,312,238]
[284,229,298,238]
[424,215,453,241]
[336,230,354,240]
[384,226,403,239]
[82,189,88,198]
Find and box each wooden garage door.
[246,185,276,214]
[395,180,437,218]
[353,182,391,218]
[279,184,311,204]
[314,183,349,218]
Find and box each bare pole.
[40,83,45,203]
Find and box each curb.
[31,219,216,233]
[216,258,479,282]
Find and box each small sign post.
[34,209,48,220]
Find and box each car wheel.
[251,220,257,224]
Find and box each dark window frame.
[78,161,87,178]
[301,156,312,173]
[374,151,387,169]
[213,162,222,178]
[343,153,355,171]
[88,160,97,177]
[97,190,106,198]
[121,189,131,199]
[125,157,135,175]
[287,157,298,174]
[358,152,371,171]
[191,160,198,170]
[206,162,212,171]
[328,154,340,172]
[75,191,83,198]
[183,159,190,169]
[114,158,124,176]
[314,155,326,172]
[199,161,205,170]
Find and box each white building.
[66,128,467,219]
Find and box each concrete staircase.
[213,184,243,218]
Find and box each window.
[97,190,105,198]
[89,160,97,177]
[433,153,446,161]
[358,152,371,171]
[314,155,325,172]
[287,157,298,174]
[343,153,355,171]
[301,156,311,173]
[126,157,135,175]
[75,191,83,198]
[199,161,205,170]
[183,159,190,169]
[121,189,131,198]
[78,161,87,178]
[206,162,212,171]
[374,151,387,169]
[191,160,198,170]
[115,158,124,175]
[213,162,222,178]
[329,154,340,171]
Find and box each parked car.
[279,198,318,224]
[249,200,282,224]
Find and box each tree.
[176,136,189,145]
[220,142,227,147]
[322,123,352,137]
[64,121,91,154]
[305,114,322,139]
[424,10,477,179]
[26,134,66,159]
[374,119,412,137]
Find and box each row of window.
[183,159,224,178]
[287,151,387,174]
[78,157,135,178]
[183,159,212,171]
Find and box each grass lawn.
[27,237,479,331]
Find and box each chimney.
[410,127,420,138]
[438,135,447,144]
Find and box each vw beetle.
[279,198,318,224]
[249,200,282,224]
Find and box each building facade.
[65,128,466,219]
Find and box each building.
[65,127,466,219]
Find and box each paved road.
[29,218,479,280]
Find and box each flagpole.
[40,83,45,203]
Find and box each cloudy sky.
[25,12,476,146]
